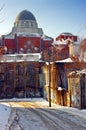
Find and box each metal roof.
[15,10,36,21]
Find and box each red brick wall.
[2,38,15,53]
[1,35,53,54]
[56,35,77,42]
[17,36,41,53]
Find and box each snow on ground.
[0,103,11,130]
[0,98,86,130]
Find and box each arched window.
[27,48,31,53]
[34,47,39,53]
[19,48,24,54]
[8,48,13,54]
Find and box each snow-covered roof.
[41,34,53,41]
[16,32,40,37]
[60,32,73,36]
[0,53,41,62]
[4,32,41,39]
[68,69,86,76]
[76,69,86,74]
[55,58,73,63]
[53,40,67,45]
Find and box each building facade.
[0,10,53,98]
[1,10,53,54]
[0,9,85,110]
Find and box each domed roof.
[15,10,36,21]
[60,32,73,36]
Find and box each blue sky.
[0,0,86,38]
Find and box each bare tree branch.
[0,4,5,23]
[0,4,5,12]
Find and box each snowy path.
[5,101,86,130]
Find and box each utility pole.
[48,50,51,107]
